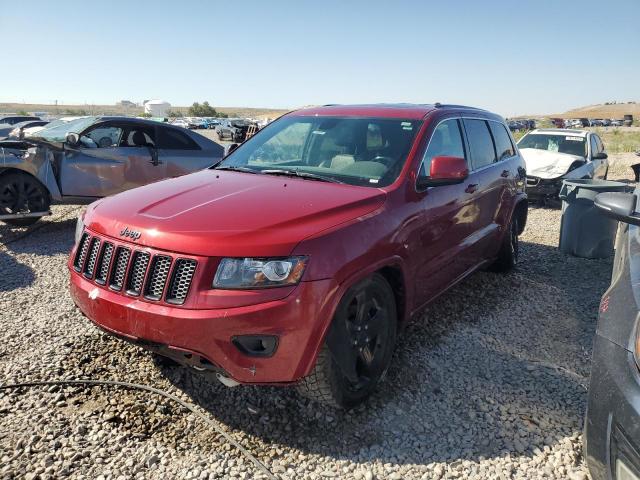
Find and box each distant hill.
[0,102,289,120]
[554,102,639,119]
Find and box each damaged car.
[68,103,528,408]
[0,116,223,226]
[517,128,608,204]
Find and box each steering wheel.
[98,136,113,148]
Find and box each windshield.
[518,133,586,157]
[35,117,97,142]
[216,116,421,187]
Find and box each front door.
[59,122,166,198]
[412,117,481,307]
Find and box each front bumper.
[69,255,336,385]
[526,176,563,200]
[585,334,640,480]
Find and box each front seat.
[329,154,355,170]
[131,131,152,148]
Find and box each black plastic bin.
[558,179,630,258]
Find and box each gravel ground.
[1,156,635,479]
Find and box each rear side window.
[463,119,496,169]
[419,119,466,178]
[158,127,201,150]
[488,122,515,160]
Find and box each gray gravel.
[0,192,616,479]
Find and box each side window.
[81,125,124,148]
[248,122,311,164]
[488,122,515,160]
[419,119,465,178]
[122,125,156,147]
[157,127,200,150]
[590,135,598,158]
[463,119,497,169]
[595,135,605,153]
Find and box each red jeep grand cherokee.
[69,104,527,408]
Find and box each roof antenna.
[434,102,442,108]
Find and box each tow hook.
[216,373,240,387]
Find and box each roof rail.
[434,103,486,111]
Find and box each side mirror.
[65,132,80,146]
[417,156,469,190]
[592,152,608,160]
[594,192,640,226]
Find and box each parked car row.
[550,117,628,128]
[507,119,536,131]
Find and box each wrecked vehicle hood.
[520,148,584,179]
[84,169,387,257]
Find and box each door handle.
[501,169,510,178]
[465,183,478,194]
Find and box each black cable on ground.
[0,379,277,480]
[0,206,82,248]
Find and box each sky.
[2,0,639,117]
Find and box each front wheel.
[490,216,519,272]
[0,172,50,227]
[297,274,397,409]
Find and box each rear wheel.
[297,274,397,409]
[0,172,50,227]
[490,216,519,272]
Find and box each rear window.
[488,122,515,160]
[158,127,201,150]
[463,119,496,169]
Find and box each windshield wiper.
[261,169,343,184]
[214,165,259,174]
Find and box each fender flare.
[296,255,409,379]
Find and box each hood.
[520,148,584,179]
[85,169,386,257]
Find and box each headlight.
[74,211,85,245]
[213,256,308,289]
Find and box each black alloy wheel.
[297,274,397,408]
[0,173,49,227]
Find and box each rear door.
[460,118,505,263]
[157,126,215,177]
[59,121,166,197]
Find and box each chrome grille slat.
[95,242,114,285]
[166,259,197,305]
[73,233,91,271]
[83,238,101,278]
[144,255,172,301]
[109,247,131,291]
[126,251,151,296]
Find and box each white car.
[21,116,86,138]
[517,129,609,204]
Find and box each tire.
[0,172,49,227]
[297,273,397,409]
[490,216,519,272]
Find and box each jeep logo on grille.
[120,227,141,241]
